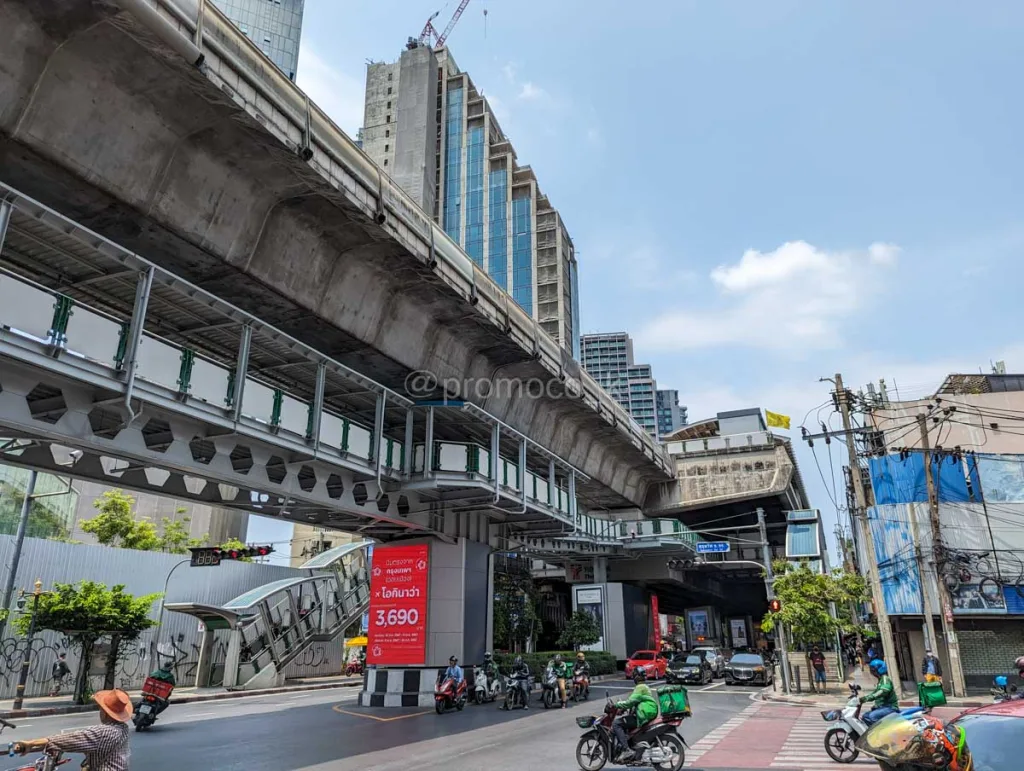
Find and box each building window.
[464,126,485,265]
[512,197,533,314]
[387,87,393,95]
[385,129,390,138]
[383,159,388,167]
[387,101,392,109]
[443,85,464,243]
[488,167,508,289]
[388,72,393,81]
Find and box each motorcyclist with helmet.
[859,659,899,725]
[552,653,570,708]
[510,655,531,709]
[610,668,659,763]
[573,651,591,696]
[481,651,500,694]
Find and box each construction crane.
[416,0,473,49]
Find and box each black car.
[666,654,713,685]
[723,652,774,686]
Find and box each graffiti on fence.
[0,635,73,697]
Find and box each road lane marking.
[697,682,724,691]
[331,705,431,722]
[188,712,216,717]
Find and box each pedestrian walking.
[49,653,70,697]
[809,645,828,693]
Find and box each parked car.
[666,653,713,685]
[691,646,727,678]
[624,650,668,680]
[943,697,1024,770]
[723,652,774,686]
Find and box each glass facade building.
[581,332,684,440]
[361,46,580,357]
[213,0,305,81]
[656,389,688,438]
[0,466,78,541]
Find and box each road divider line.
[331,705,431,722]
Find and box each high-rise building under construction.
[361,44,581,357]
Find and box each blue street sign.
[696,541,730,554]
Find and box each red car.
[944,697,1024,770]
[624,650,668,680]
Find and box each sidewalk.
[762,665,991,709]
[0,674,363,719]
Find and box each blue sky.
[250,0,1024,563]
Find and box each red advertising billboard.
[367,543,429,666]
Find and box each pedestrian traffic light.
[768,599,782,613]
[189,545,275,566]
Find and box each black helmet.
[449,655,458,664]
[633,667,648,683]
[484,651,493,660]
[513,655,523,667]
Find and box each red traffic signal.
[768,599,782,613]
[189,545,274,565]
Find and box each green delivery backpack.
[918,680,947,708]
[656,684,691,718]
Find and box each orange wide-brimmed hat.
[93,689,133,723]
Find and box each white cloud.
[502,63,518,84]
[518,81,548,101]
[296,45,365,137]
[639,240,900,353]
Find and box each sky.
[249,0,1024,565]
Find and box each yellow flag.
[766,410,791,430]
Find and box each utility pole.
[835,374,904,694]
[907,497,940,652]
[0,470,37,640]
[13,579,45,711]
[918,413,967,697]
[759,508,791,694]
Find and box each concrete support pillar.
[194,627,216,688]
[593,556,609,583]
[222,626,243,688]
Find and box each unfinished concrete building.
[362,44,581,357]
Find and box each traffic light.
[189,545,275,566]
[667,558,696,571]
[768,598,782,613]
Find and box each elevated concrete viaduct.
[0,0,670,512]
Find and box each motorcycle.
[2,719,71,771]
[434,675,467,714]
[821,684,927,763]
[991,676,1022,702]
[540,664,559,709]
[345,660,363,677]
[473,668,501,704]
[575,696,687,771]
[132,676,174,732]
[502,675,532,710]
[572,672,591,702]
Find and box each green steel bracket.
[341,420,350,453]
[385,439,395,469]
[177,348,196,395]
[466,445,480,474]
[225,371,237,408]
[114,321,129,369]
[47,294,74,349]
[432,442,442,471]
[305,403,315,441]
[270,389,284,428]
[398,443,405,471]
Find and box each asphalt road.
[0,679,770,771]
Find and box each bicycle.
[0,720,71,771]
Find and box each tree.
[218,537,254,562]
[159,515,208,554]
[557,609,601,651]
[761,559,868,647]
[81,491,211,554]
[0,481,71,541]
[13,581,159,704]
[493,569,541,652]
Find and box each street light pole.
[759,508,791,694]
[152,558,190,662]
[13,579,44,710]
[0,471,37,641]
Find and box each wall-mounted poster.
[574,586,605,651]
[687,610,709,644]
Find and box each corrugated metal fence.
[0,536,344,698]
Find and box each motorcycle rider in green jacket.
[612,668,659,762]
[860,659,899,725]
[552,654,570,708]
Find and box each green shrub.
[493,650,618,677]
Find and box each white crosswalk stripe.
[766,708,877,770]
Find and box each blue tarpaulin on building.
[868,453,982,505]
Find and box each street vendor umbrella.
[345,636,368,647]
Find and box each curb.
[760,692,988,710]
[0,679,362,720]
